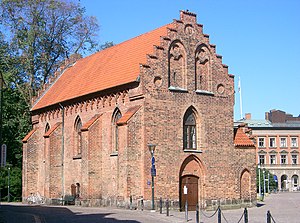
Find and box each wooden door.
[180,175,198,211]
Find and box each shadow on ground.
[256,202,265,208]
[0,204,141,223]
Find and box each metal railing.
[155,198,277,223]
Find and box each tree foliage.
[0,0,99,106]
[99,41,114,51]
[256,166,277,194]
[0,166,22,201]
[0,0,100,201]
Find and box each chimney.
[265,112,269,121]
[245,113,251,120]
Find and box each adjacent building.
[22,11,256,210]
[237,110,300,191]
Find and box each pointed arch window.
[45,123,50,133]
[74,116,82,155]
[112,109,122,152]
[183,109,197,150]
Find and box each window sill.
[183,149,202,153]
[258,147,266,149]
[73,155,82,160]
[110,151,118,157]
[168,86,188,92]
[195,90,214,96]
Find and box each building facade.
[239,110,300,191]
[22,11,256,210]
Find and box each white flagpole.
[238,77,243,120]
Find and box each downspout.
[59,103,65,202]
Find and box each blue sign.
[274,175,278,182]
[151,167,156,176]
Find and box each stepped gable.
[31,24,173,111]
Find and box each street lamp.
[7,165,10,202]
[258,163,261,200]
[263,169,266,199]
[148,143,156,211]
[267,172,270,194]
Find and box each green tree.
[0,166,22,201]
[0,0,100,201]
[0,0,100,106]
[256,166,277,194]
[99,41,114,51]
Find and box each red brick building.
[22,11,256,210]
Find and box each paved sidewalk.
[1,192,300,222]
[170,192,300,223]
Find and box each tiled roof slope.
[234,128,255,147]
[31,24,172,111]
[117,105,141,125]
[81,114,101,131]
[43,122,61,138]
[22,128,37,143]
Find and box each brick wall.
[23,10,256,209]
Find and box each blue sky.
[80,0,300,121]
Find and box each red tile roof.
[22,128,38,143]
[234,128,255,147]
[117,105,141,125]
[81,114,101,131]
[31,24,172,111]
[43,122,61,138]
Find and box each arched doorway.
[179,155,203,211]
[281,175,288,191]
[240,169,251,201]
[180,175,199,211]
[292,175,299,190]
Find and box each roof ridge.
[85,23,173,59]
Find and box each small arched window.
[45,123,50,133]
[74,116,82,155]
[112,109,122,152]
[183,109,197,150]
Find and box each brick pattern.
[22,10,256,209]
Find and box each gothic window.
[74,116,82,155]
[45,123,50,133]
[168,41,187,89]
[112,109,122,152]
[195,45,211,91]
[183,108,197,150]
